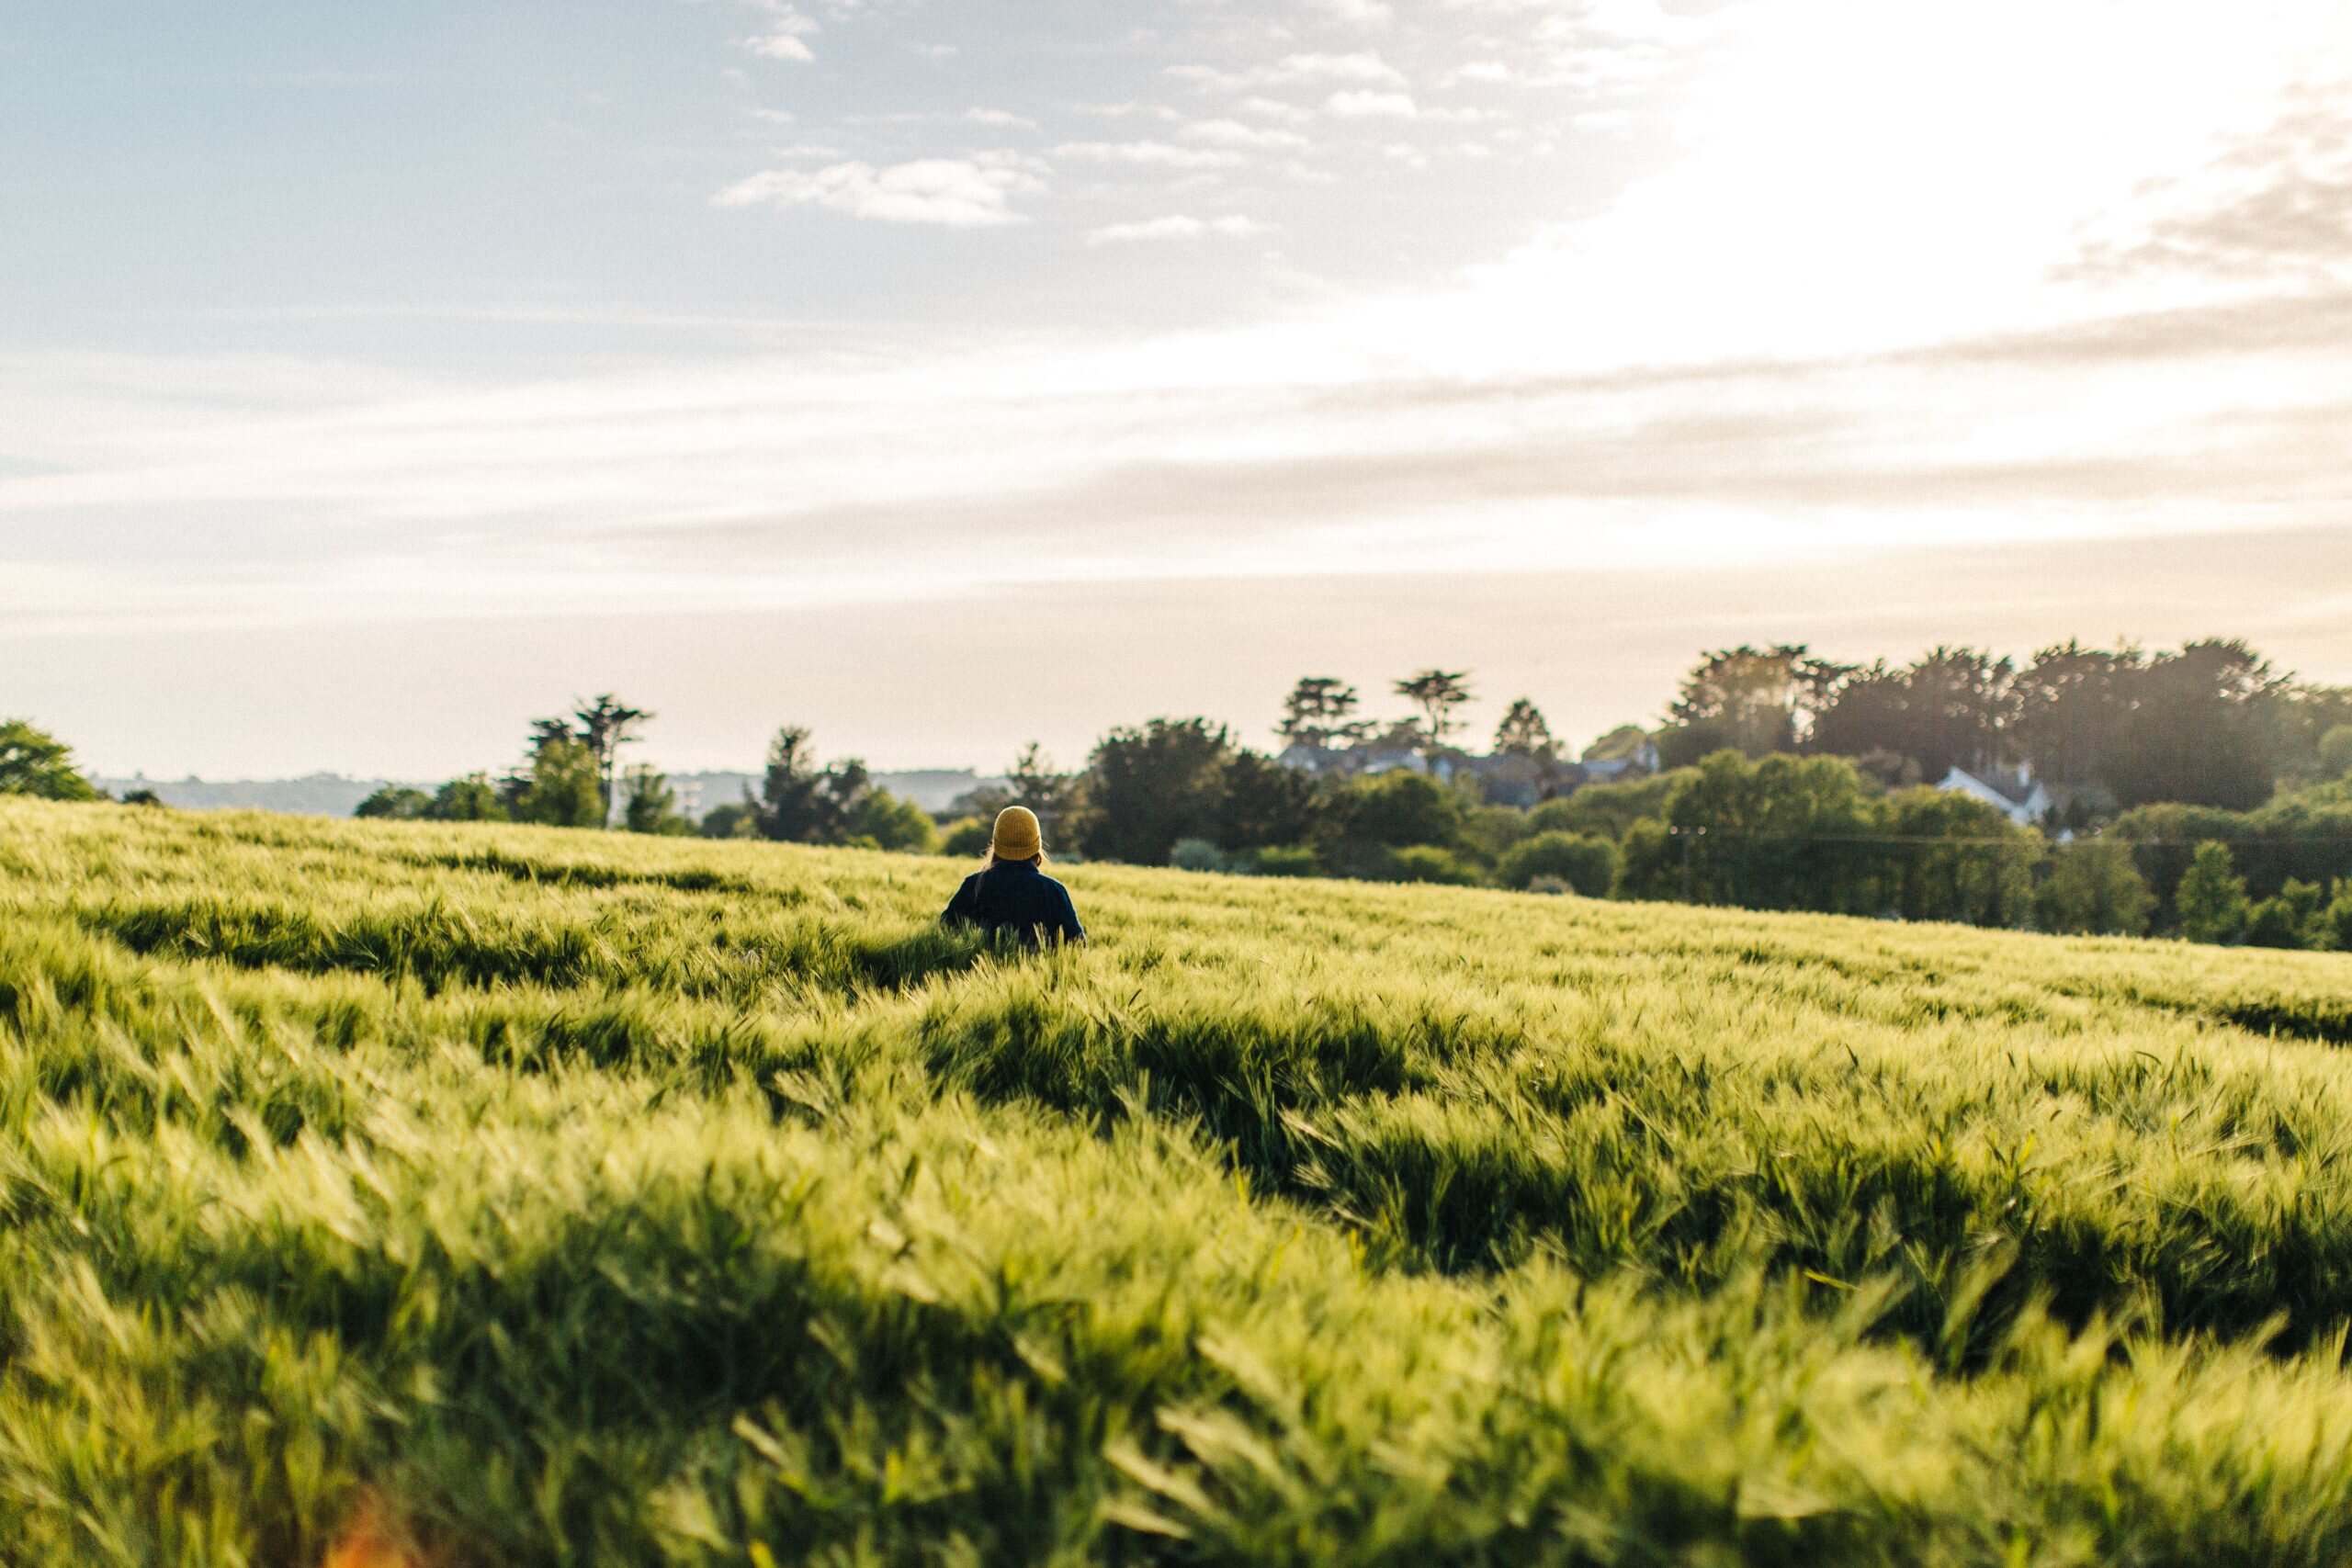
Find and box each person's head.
[985,805,1045,866]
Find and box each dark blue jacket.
[942,859,1086,947]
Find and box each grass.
[6,800,2352,1563]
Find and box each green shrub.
[937,816,991,857]
[1376,844,1482,885]
[428,773,509,822]
[846,789,939,854]
[0,718,100,801]
[2320,724,2352,782]
[511,737,604,828]
[1240,844,1318,878]
[2177,841,2251,944]
[700,799,761,840]
[2037,839,2154,936]
[1496,830,1619,895]
[1320,770,1466,851]
[1170,838,1230,873]
[2246,879,2329,950]
[1527,771,1683,841]
[356,785,432,820]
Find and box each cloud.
[1085,214,1262,245]
[1070,101,1183,122]
[743,1,820,62]
[848,106,1041,130]
[1303,0,1394,27]
[2067,96,2352,283]
[1051,140,1247,170]
[1242,96,1316,124]
[1167,51,1408,93]
[714,152,1045,226]
[1452,61,1511,85]
[746,31,814,62]
[1327,90,1419,118]
[1180,118,1312,151]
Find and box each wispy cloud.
[1181,118,1313,151]
[1168,51,1408,94]
[742,0,820,62]
[2067,94,2352,284]
[1051,140,1246,170]
[1303,0,1394,28]
[1328,90,1418,118]
[714,152,1046,226]
[1085,214,1262,245]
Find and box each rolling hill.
[4,797,2352,1564]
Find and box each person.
[942,806,1086,947]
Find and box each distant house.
[1464,751,1580,808]
[1579,738,1660,784]
[1279,737,1644,807]
[1274,742,1353,776]
[1276,741,1431,779]
[1935,763,2052,827]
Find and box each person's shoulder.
[1040,873,1075,896]
[954,869,984,894]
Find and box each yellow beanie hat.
[990,806,1043,861]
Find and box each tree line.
[1661,637,2350,812]
[351,699,943,853]
[10,632,2352,953]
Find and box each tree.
[427,774,507,822]
[1805,649,2019,782]
[845,789,939,853]
[1620,750,1886,914]
[1393,671,1474,759]
[2322,724,2352,783]
[1316,771,1466,871]
[1491,698,1556,762]
[2267,684,2352,786]
[509,736,604,828]
[1366,716,1430,756]
[758,726,830,841]
[1005,743,1086,842]
[0,719,99,801]
[2035,839,2154,936]
[2175,840,2251,944]
[572,694,653,829]
[1902,647,2018,781]
[1806,660,1911,765]
[1528,773,1683,841]
[700,797,760,840]
[2104,640,2279,810]
[2245,878,2328,950]
[757,726,870,844]
[1220,750,1321,851]
[1582,725,1654,765]
[2012,641,2143,789]
[622,765,691,835]
[1276,678,1365,753]
[1497,831,1618,896]
[1668,646,1827,758]
[1881,787,2038,928]
[1080,718,1235,864]
[356,786,431,820]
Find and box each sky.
[4,0,2349,781]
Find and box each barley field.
[6,798,2352,1565]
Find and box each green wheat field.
[8,798,2352,1565]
